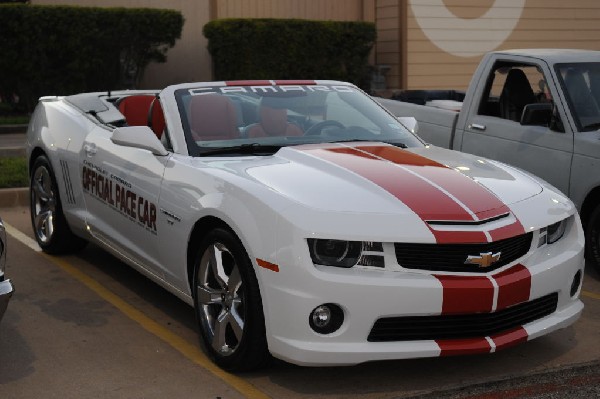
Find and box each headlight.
[307,239,384,268]
[539,218,568,247]
[547,219,567,244]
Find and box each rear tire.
[30,155,87,254]
[192,227,270,371]
[586,205,600,272]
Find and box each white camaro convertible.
[27,80,584,371]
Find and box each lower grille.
[394,232,533,273]
[368,293,558,342]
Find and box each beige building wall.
[375,0,404,90]
[406,0,600,90]
[215,0,368,21]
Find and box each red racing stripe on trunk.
[493,264,531,311]
[491,327,528,351]
[357,146,509,220]
[305,147,475,222]
[434,275,495,314]
[436,338,491,356]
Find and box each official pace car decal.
[81,160,157,234]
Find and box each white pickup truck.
[378,49,600,270]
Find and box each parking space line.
[4,223,271,399]
[582,290,600,300]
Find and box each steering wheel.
[305,120,345,136]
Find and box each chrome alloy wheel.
[31,165,56,244]
[196,242,245,356]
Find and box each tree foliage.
[0,4,183,110]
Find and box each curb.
[0,124,27,134]
[0,147,26,158]
[0,187,29,208]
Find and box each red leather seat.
[148,97,165,139]
[189,94,239,141]
[117,95,164,139]
[246,105,303,138]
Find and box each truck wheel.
[30,155,87,254]
[586,205,600,272]
[192,228,270,371]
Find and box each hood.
[230,143,543,221]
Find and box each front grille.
[368,292,558,342]
[394,232,533,273]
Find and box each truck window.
[555,62,600,131]
[479,63,551,123]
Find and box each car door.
[80,126,169,278]
[458,57,573,195]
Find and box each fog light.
[309,303,344,334]
[571,270,582,297]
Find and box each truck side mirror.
[520,103,552,126]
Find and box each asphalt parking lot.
[1,205,600,399]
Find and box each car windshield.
[175,83,423,156]
[556,62,600,131]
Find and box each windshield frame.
[174,83,424,157]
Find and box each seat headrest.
[189,94,239,141]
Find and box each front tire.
[30,155,86,254]
[192,228,270,371]
[586,205,600,272]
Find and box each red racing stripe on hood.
[357,145,508,220]
[303,146,476,222]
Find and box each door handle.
[84,144,97,156]
[469,123,486,131]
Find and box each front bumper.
[0,279,14,322]
[258,212,585,366]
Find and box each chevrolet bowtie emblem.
[465,252,501,268]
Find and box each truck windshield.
[175,84,424,156]
[556,63,600,131]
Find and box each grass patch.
[0,156,28,188]
[0,115,29,125]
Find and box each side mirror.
[520,103,552,127]
[398,116,418,134]
[111,126,168,156]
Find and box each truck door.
[459,59,573,195]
